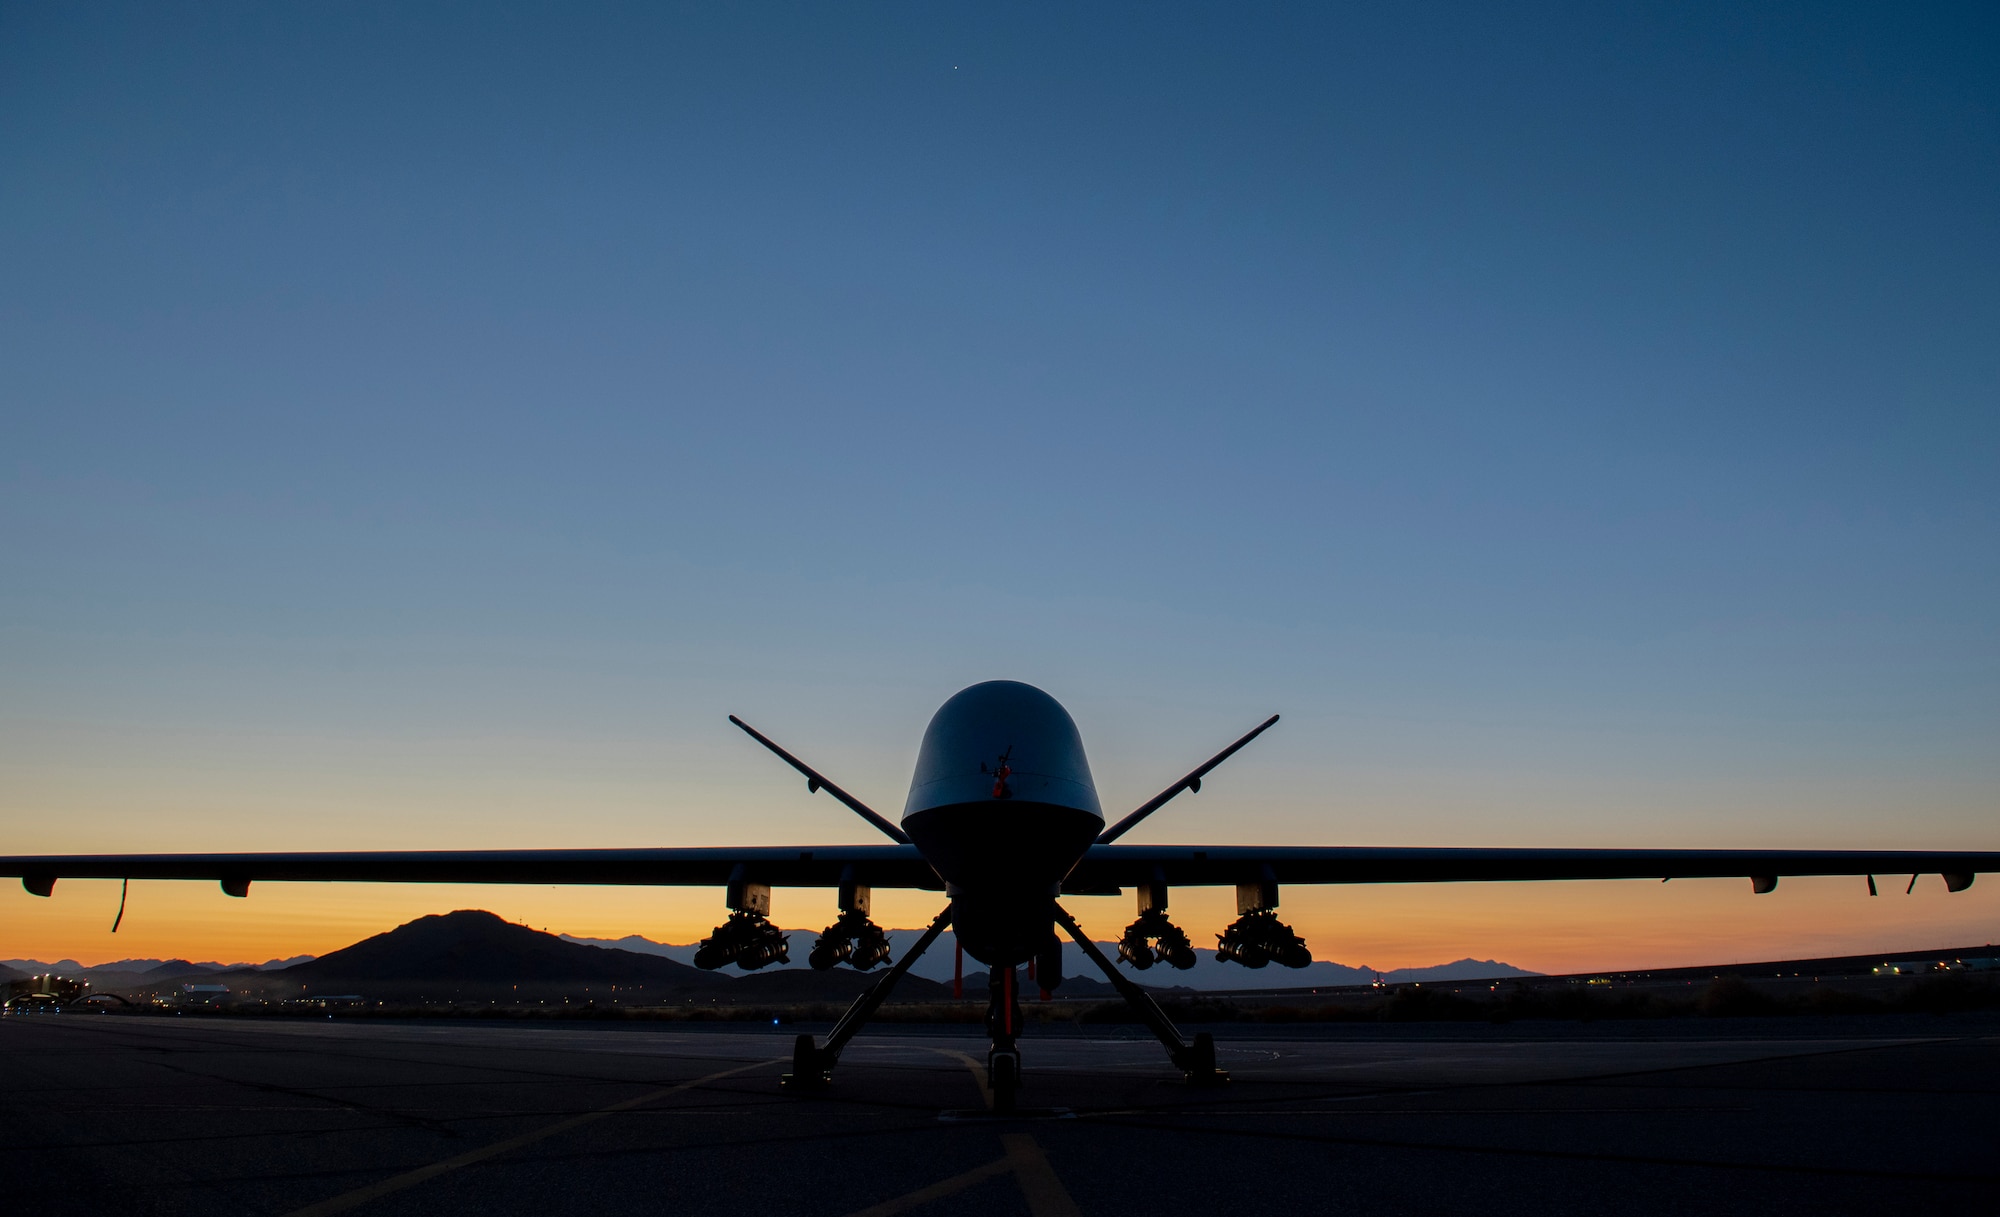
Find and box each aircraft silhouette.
[6,680,1996,1109]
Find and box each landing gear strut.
[1054,902,1228,1087]
[783,906,952,1091]
[986,962,1023,1112]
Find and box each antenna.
[728,715,911,845]
[1097,714,1280,845]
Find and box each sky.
[2,2,1996,972]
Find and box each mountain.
[138,960,226,980]
[730,968,955,1002]
[1384,959,1539,982]
[18,914,1534,1005]
[2,958,88,974]
[562,933,681,958]
[1,956,313,980]
[0,957,227,987]
[283,910,712,988]
[958,970,1122,998]
[560,929,1534,990]
[250,911,970,1003]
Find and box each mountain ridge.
[559,930,1541,988]
[231,910,959,1002]
[2,955,314,981]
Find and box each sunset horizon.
[7,5,1996,1206]
[9,864,1996,977]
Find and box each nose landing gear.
[986,963,1024,1111]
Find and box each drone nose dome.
[902,681,1103,820]
[900,681,1105,967]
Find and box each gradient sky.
[3,2,1996,972]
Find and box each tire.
[1190,1032,1216,1075]
[990,1052,1019,1112]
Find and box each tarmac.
[4,1012,1997,1216]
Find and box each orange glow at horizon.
[4,875,1994,975]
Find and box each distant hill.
[138,960,227,980]
[0,957,231,991]
[1,956,314,983]
[562,930,1124,993]
[958,970,1123,998]
[1385,958,1539,983]
[2,958,89,975]
[730,968,955,1003]
[242,911,981,1004]
[276,910,712,992]
[27,913,1532,1005]
[560,929,1536,990]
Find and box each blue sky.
[2,3,1995,965]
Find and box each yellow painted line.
[932,1048,994,1109]
[840,1156,1014,1217]
[1002,1134,1084,1217]
[283,1058,777,1217]
[842,1130,1083,1217]
[918,1050,1082,1214]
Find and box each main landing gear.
[783,906,953,1092]
[1054,902,1228,1088]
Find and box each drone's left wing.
[0,846,941,897]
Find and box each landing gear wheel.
[781,1033,830,1091]
[989,1050,1020,1113]
[1186,1031,1227,1085]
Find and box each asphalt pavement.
[4,1012,1996,1215]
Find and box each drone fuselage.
[899,681,1102,966]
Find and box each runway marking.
[835,1136,1083,1217]
[932,1048,995,1109]
[839,1156,1013,1216]
[884,1050,1080,1215]
[1001,1134,1084,1217]
[280,1057,778,1217]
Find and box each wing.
[7,843,1992,897]
[1060,844,1998,893]
[1,846,941,894]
